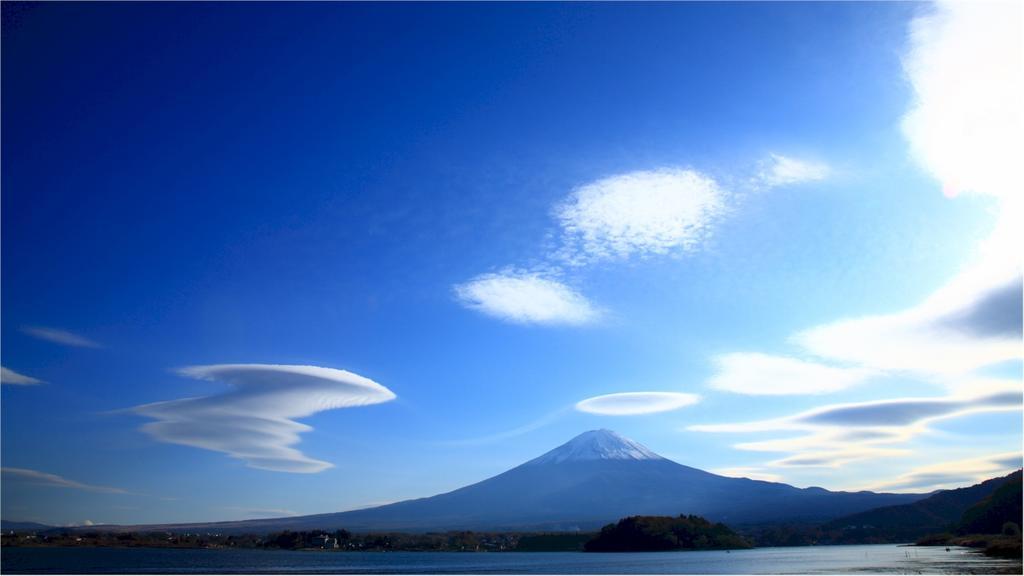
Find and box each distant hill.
[90,430,926,534]
[0,520,54,532]
[956,472,1022,535]
[823,470,1022,542]
[585,514,750,552]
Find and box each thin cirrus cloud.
[21,326,102,348]
[708,353,873,395]
[753,154,831,189]
[453,271,600,326]
[1,467,127,494]
[554,168,727,264]
[1,366,44,386]
[576,392,701,416]
[131,364,396,474]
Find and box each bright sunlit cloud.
[754,154,831,189]
[21,326,102,348]
[575,392,701,415]
[902,1,1023,200]
[131,364,396,473]
[1,366,44,386]
[708,353,873,395]
[2,467,128,494]
[555,168,726,264]
[453,271,600,326]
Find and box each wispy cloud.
[711,467,784,483]
[690,385,1021,469]
[766,447,912,469]
[1,366,44,386]
[753,154,830,189]
[708,353,873,395]
[860,452,1022,493]
[575,392,700,415]
[131,364,396,473]
[555,168,726,264]
[453,271,600,326]
[437,408,569,447]
[21,326,102,348]
[692,386,1020,434]
[2,468,127,494]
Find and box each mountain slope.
[824,470,1022,541]
[103,430,926,534]
[956,471,1023,535]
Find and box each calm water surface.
[2,544,1020,574]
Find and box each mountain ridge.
[71,430,929,534]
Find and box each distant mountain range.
[76,429,930,533]
[824,470,1022,541]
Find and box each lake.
[2,544,1020,574]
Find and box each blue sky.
[2,2,1021,527]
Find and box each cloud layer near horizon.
[690,383,1021,469]
[132,364,396,473]
[861,452,1022,492]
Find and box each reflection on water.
[2,544,1021,574]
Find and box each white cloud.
[555,168,726,263]
[21,326,101,348]
[1,366,44,386]
[708,353,873,395]
[132,364,396,473]
[575,392,700,415]
[902,1,1023,201]
[2,468,127,494]
[453,272,600,326]
[754,154,830,188]
[861,452,1022,493]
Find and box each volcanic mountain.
[108,429,928,533]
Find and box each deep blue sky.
[2,2,1020,526]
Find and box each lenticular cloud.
[132,364,396,473]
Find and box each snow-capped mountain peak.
[526,429,665,465]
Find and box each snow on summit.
[527,429,665,464]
